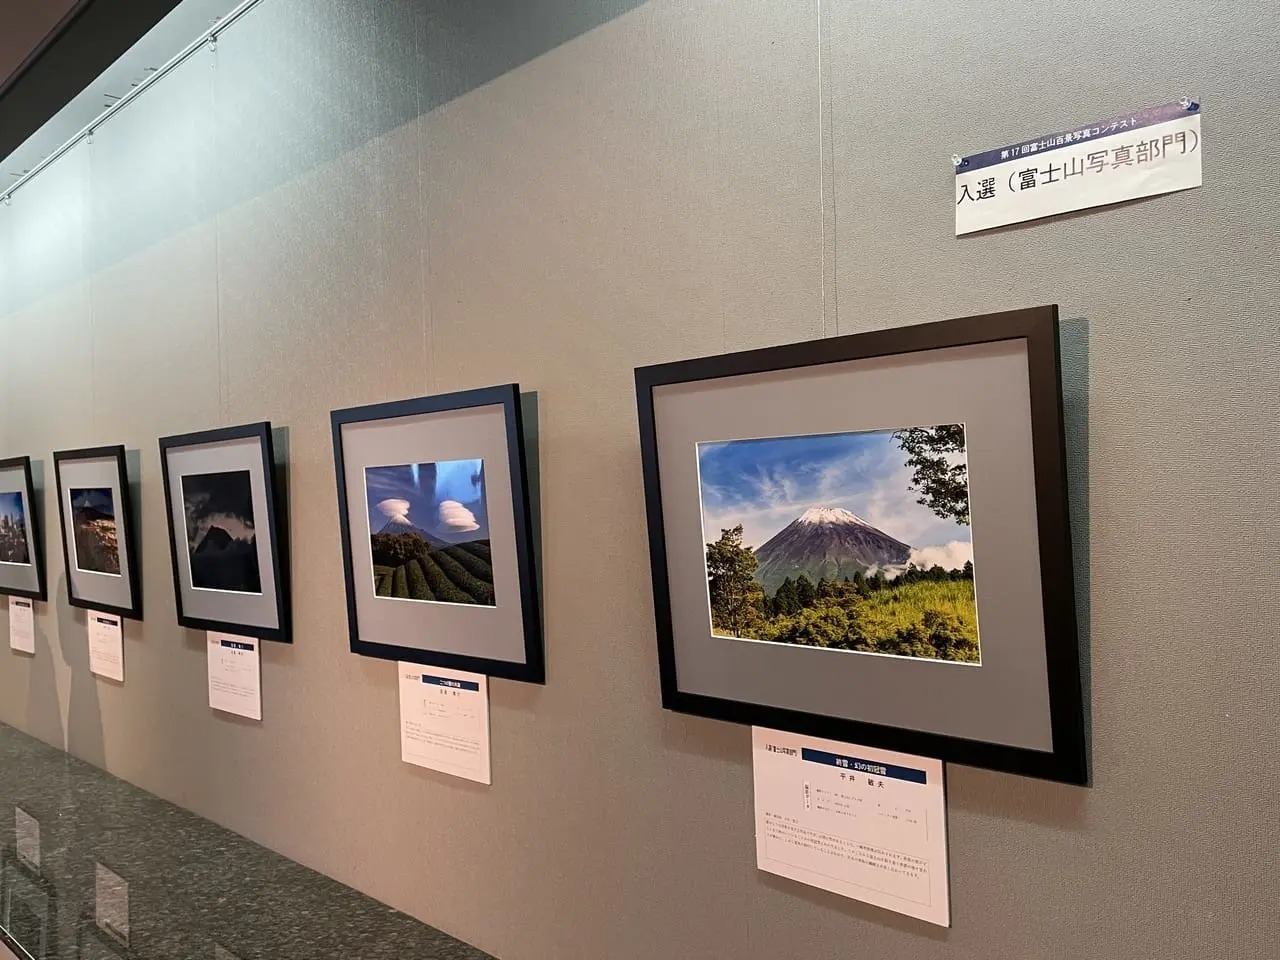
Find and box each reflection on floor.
[0,723,492,960]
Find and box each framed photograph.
[0,457,47,603]
[158,422,290,643]
[635,306,1086,784]
[331,384,544,683]
[52,446,142,620]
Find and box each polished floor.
[0,723,491,959]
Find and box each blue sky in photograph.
[0,492,25,527]
[364,459,489,542]
[697,427,972,566]
[70,487,114,517]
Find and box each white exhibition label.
[94,862,130,944]
[208,633,262,721]
[398,663,491,784]
[955,99,1202,235]
[752,727,950,927]
[8,597,35,654]
[87,611,124,682]
[14,807,40,869]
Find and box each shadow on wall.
[1057,316,1090,777]
[22,586,65,753]
[57,575,106,769]
[3,0,650,313]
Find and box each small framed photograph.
[158,422,290,643]
[0,457,47,603]
[331,384,544,683]
[635,306,1086,783]
[52,446,142,620]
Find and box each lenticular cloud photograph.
[364,459,495,607]
[696,424,980,663]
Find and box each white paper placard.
[207,633,262,721]
[94,862,130,944]
[8,597,35,654]
[752,727,950,926]
[398,663,491,784]
[956,99,1202,235]
[14,807,40,869]
[87,611,124,682]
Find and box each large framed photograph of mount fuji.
[635,306,1087,784]
[331,384,544,683]
[159,422,291,643]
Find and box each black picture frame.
[52,445,143,621]
[157,422,291,644]
[634,305,1087,784]
[0,456,48,603]
[331,384,545,683]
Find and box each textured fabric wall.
[1,1,1277,958]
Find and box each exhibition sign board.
[398,662,492,784]
[88,611,124,682]
[8,597,34,654]
[753,727,949,926]
[208,632,263,721]
[955,99,1202,234]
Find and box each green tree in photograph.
[706,525,761,637]
[893,425,970,524]
[770,604,856,649]
[772,577,800,616]
[794,574,816,608]
[371,531,431,566]
[921,609,978,662]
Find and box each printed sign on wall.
[956,99,1202,235]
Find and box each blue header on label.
[220,639,254,652]
[957,100,1199,173]
[422,674,480,692]
[801,748,927,784]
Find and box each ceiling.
[0,0,82,95]
[0,0,239,176]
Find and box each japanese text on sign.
[752,727,950,926]
[955,100,1202,235]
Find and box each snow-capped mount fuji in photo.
[752,505,912,594]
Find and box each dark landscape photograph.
[0,491,30,564]
[182,469,262,593]
[696,424,979,663]
[70,487,121,575]
[364,458,495,607]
